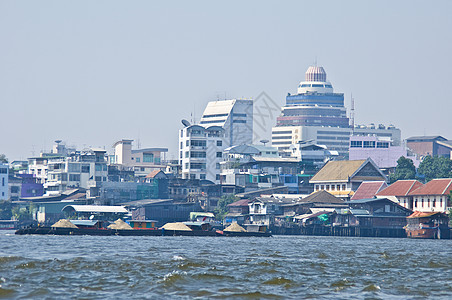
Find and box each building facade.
[179,99,254,183]
[349,135,420,170]
[0,163,8,200]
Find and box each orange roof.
[408,178,452,196]
[407,211,442,218]
[351,181,388,200]
[146,170,162,178]
[377,180,423,197]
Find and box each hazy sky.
[1,0,451,161]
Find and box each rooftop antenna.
[350,93,355,134]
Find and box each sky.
[1,0,451,161]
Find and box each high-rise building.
[179,99,253,183]
[272,66,401,157]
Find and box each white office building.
[179,99,253,183]
[272,66,401,158]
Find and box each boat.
[405,211,450,239]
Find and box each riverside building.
[179,99,253,183]
[272,66,401,158]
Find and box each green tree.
[0,201,13,220]
[0,154,7,163]
[12,203,35,221]
[214,194,238,221]
[389,156,416,183]
[417,155,452,183]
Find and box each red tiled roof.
[228,199,250,207]
[351,181,388,200]
[408,178,452,196]
[377,180,423,197]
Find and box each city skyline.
[1,1,451,161]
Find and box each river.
[1,231,451,299]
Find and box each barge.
[405,211,450,239]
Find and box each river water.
[1,231,451,299]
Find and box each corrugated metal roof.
[63,205,128,213]
[351,181,388,200]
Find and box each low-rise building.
[407,178,452,213]
[349,135,420,171]
[309,158,387,200]
[44,148,108,195]
[376,180,423,209]
[351,181,388,201]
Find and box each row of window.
[413,198,445,208]
[350,141,390,148]
[299,84,333,88]
[315,184,347,191]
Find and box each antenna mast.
[350,93,355,134]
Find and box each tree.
[0,201,13,220]
[0,154,7,163]
[417,155,452,183]
[389,156,416,183]
[214,194,238,221]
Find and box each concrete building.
[349,135,420,170]
[0,163,8,200]
[406,136,452,159]
[44,148,108,195]
[111,139,168,178]
[378,178,452,213]
[179,99,254,183]
[272,66,401,157]
[199,99,253,146]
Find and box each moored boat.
[405,211,449,239]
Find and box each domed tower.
[305,66,327,82]
[297,66,333,94]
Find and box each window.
[200,174,206,180]
[190,151,206,158]
[185,152,189,158]
[216,174,220,181]
[216,152,222,158]
[216,163,220,169]
[190,163,206,170]
[136,158,140,163]
[69,174,80,181]
[342,184,346,190]
[81,165,90,173]
[143,153,154,163]
[180,152,182,159]
[377,142,389,148]
[217,140,222,147]
[350,141,362,148]
[191,140,206,147]
[190,174,196,180]
[363,141,376,148]
[95,164,102,171]
[186,140,189,146]
[2,178,4,186]
[95,176,102,182]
